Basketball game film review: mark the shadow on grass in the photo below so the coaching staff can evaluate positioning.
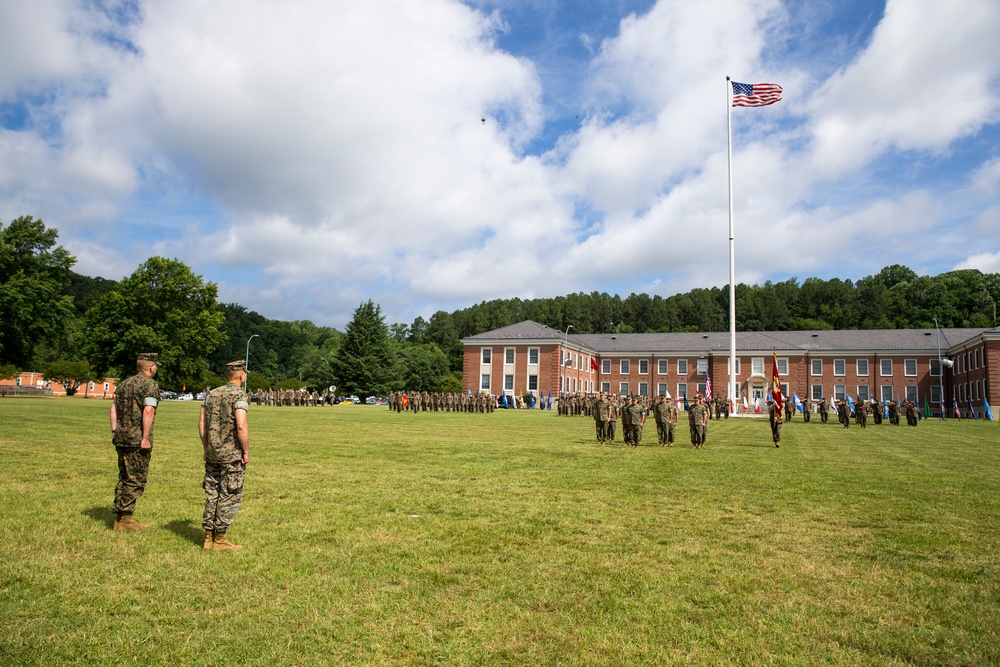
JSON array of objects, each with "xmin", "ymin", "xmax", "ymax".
[
  {"xmin": 82, "ymin": 506, "xmax": 114, "ymax": 529},
  {"xmin": 164, "ymin": 518, "xmax": 204, "ymax": 547}
]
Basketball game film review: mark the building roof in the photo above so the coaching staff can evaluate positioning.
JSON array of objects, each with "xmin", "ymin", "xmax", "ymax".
[{"xmin": 461, "ymin": 320, "xmax": 998, "ymax": 355}]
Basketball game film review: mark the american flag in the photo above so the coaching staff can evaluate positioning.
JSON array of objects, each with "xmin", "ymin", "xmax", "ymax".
[{"xmin": 732, "ymin": 81, "xmax": 782, "ymax": 108}]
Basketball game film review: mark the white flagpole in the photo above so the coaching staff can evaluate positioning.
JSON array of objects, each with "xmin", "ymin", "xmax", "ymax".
[{"xmin": 726, "ymin": 76, "xmax": 737, "ymax": 411}]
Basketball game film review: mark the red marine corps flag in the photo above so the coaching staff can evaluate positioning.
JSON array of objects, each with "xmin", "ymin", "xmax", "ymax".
[{"xmin": 770, "ymin": 352, "xmax": 784, "ymax": 419}]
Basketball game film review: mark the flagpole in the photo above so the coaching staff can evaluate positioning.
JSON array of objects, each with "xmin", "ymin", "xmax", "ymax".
[{"xmin": 726, "ymin": 76, "xmax": 737, "ymax": 412}]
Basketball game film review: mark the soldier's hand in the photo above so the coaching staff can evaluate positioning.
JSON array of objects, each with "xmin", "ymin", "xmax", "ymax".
[
  {"xmin": 242, "ymin": 451, "xmax": 250, "ymax": 465},
  {"xmin": 140, "ymin": 438, "xmax": 152, "ymax": 450}
]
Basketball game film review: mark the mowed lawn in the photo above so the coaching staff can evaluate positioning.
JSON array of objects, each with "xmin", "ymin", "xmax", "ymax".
[{"xmin": 1, "ymin": 398, "xmax": 998, "ymax": 666}]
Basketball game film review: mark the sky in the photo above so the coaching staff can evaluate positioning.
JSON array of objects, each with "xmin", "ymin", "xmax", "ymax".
[{"xmin": 1, "ymin": 0, "xmax": 999, "ymax": 329}]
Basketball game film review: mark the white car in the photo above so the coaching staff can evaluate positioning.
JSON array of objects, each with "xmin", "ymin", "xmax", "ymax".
[{"xmin": 177, "ymin": 393, "xmax": 195, "ymax": 401}]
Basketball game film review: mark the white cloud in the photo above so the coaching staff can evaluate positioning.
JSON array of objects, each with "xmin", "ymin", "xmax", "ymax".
[{"xmin": 807, "ymin": 0, "xmax": 1000, "ymax": 176}]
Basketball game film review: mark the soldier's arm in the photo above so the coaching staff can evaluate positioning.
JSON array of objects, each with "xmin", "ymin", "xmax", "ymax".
[
  {"xmin": 235, "ymin": 408, "xmax": 249, "ymax": 464},
  {"xmin": 198, "ymin": 406, "xmax": 210, "ymax": 455},
  {"xmin": 140, "ymin": 405, "xmax": 155, "ymax": 450},
  {"xmin": 110, "ymin": 402, "xmax": 117, "ymax": 433}
]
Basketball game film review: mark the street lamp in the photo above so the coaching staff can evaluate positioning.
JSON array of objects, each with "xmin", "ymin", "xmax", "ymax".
[
  {"xmin": 245, "ymin": 334, "xmax": 260, "ymax": 391},
  {"xmin": 933, "ymin": 318, "xmax": 954, "ymax": 420}
]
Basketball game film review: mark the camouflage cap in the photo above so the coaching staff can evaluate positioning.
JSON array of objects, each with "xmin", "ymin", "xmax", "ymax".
[
  {"xmin": 137, "ymin": 352, "xmax": 159, "ymax": 362},
  {"xmin": 226, "ymin": 359, "xmax": 247, "ymax": 372}
]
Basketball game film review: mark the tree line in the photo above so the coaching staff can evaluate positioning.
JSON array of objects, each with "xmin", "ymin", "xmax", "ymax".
[{"xmin": 2, "ymin": 215, "xmax": 998, "ymax": 397}]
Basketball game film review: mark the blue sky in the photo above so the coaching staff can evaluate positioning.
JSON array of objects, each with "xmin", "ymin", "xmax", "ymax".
[{"xmin": 1, "ymin": 0, "xmax": 998, "ymax": 329}]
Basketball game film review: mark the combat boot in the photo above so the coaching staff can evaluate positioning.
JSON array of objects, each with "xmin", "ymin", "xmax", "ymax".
[
  {"xmin": 112, "ymin": 512, "xmax": 122, "ymax": 530},
  {"xmin": 212, "ymin": 532, "xmax": 243, "ymax": 552},
  {"xmin": 203, "ymin": 530, "xmax": 215, "ymax": 550},
  {"xmin": 114, "ymin": 512, "xmax": 148, "ymax": 531}
]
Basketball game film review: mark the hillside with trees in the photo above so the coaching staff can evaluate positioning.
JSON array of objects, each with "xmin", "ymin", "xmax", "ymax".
[{"xmin": 2, "ymin": 215, "xmax": 998, "ymax": 394}]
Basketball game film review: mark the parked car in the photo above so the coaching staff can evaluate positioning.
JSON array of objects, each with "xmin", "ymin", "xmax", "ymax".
[
  {"xmin": 177, "ymin": 392, "xmax": 195, "ymax": 401},
  {"xmin": 365, "ymin": 396, "xmax": 387, "ymax": 405},
  {"xmin": 348, "ymin": 395, "xmax": 361, "ymax": 404},
  {"xmin": 160, "ymin": 390, "xmax": 177, "ymax": 400}
]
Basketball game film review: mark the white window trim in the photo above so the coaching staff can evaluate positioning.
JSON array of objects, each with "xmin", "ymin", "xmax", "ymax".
[
  {"xmin": 811, "ymin": 359, "xmax": 823, "ymax": 376},
  {"xmin": 834, "ymin": 359, "xmax": 846, "ymax": 377},
  {"xmin": 856, "ymin": 359, "xmax": 869, "ymax": 377}
]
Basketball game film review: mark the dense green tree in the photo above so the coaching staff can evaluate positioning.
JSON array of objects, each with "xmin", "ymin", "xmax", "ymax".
[
  {"xmin": 0, "ymin": 363, "xmax": 20, "ymax": 380},
  {"xmin": 43, "ymin": 360, "xmax": 91, "ymax": 396},
  {"xmin": 331, "ymin": 300, "xmax": 396, "ymax": 402},
  {"xmin": 0, "ymin": 216, "xmax": 76, "ymax": 366},
  {"xmin": 437, "ymin": 375, "xmax": 463, "ymax": 393},
  {"xmin": 398, "ymin": 343, "xmax": 450, "ymax": 392},
  {"xmin": 83, "ymin": 257, "xmax": 226, "ymax": 389}
]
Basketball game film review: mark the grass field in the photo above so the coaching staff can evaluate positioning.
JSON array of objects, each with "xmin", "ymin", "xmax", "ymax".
[{"xmin": 1, "ymin": 398, "xmax": 998, "ymax": 666}]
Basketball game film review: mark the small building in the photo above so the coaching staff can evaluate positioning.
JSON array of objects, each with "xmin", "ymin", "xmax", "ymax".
[
  {"xmin": 461, "ymin": 321, "xmax": 1000, "ymax": 417},
  {"xmin": 0, "ymin": 372, "xmax": 117, "ymax": 398}
]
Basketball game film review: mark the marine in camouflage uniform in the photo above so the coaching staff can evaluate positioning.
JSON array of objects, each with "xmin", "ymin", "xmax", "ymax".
[
  {"xmin": 768, "ymin": 400, "xmax": 781, "ymax": 447},
  {"xmin": 110, "ymin": 352, "xmax": 160, "ymax": 531},
  {"xmin": 199, "ymin": 360, "xmax": 250, "ymax": 551},
  {"xmin": 688, "ymin": 395, "xmax": 710, "ymax": 448}
]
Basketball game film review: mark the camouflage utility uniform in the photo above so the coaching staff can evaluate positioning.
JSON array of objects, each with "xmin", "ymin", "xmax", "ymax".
[
  {"xmin": 202, "ymin": 382, "xmax": 249, "ymax": 534},
  {"xmin": 112, "ymin": 371, "xmax": 159, "ymax": 516}
]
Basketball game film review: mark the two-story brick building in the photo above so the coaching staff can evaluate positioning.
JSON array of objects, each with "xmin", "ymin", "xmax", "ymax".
[{"xmin": 461, "ymin": 321, "xmax": 1000, "ymax": 417}]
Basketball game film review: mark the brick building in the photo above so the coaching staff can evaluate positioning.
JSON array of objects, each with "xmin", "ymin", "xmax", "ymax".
[
  {"xmin": 461, "ymin": 321, "xmax": 1000, "ymax": 418},
  {"xmin": 0, "ymin": 372, "xmax": 117, "ymax": 398}
]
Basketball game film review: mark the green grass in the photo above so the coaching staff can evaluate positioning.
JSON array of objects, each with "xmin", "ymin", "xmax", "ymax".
[{"xmin": 1, "ymin": 398, "xmax": 998, "ymax": 666}]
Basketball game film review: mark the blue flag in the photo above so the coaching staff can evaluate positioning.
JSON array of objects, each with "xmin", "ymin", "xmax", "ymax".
[
  {"xmin": 847, "ymin": 395, "xmax": 855, "ymax": 417},
  {"xmin": 547, "ymin": 390, "xmax": 552, "ymax": 410},
  {"xmin": 683, "ymin": 395, "xmax": 690, "ymax": 411},
  {"xmin": 968, "ymin": 398, "xmax": 978, "ymax": 420},
  {"xmin": 985, "ymin": 399, "xmax": 994, "ymax": 421},
  {"xmin": 530, "ymin": 393, "xmax": 536, "ymax": 408},
  {"xmin": 501, "ymin": 392, "xmax": 509, "ymax": 409},
  {"xmin": 793, "ymin": 393, "xmax": 802, "ymax": 409}
]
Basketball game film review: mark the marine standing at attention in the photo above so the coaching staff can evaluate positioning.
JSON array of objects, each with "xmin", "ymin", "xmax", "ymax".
[
  {"xmin": 199, "ymin": 360, "xmax": 251, "ymax": 552},
  {"xmin": 110, "ymin": 352, "xmax": 160, "ymax": 531}
]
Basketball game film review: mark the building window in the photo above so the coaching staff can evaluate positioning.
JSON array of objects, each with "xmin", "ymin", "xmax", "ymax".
[
  {"xmin": 811, "ymin": 359, "xmax": 823, "ymax": 376},
  {"xmin": 620, "ymin": 360, "xmax": 630, "ymax": 374},
  {"xmin": 657, "ymin": 383, "xmax": 668, "ymax": 397},
  {"xmin": 480, "ymin": 374, "xmax": 490, "ymax": 391},
  {"xmin": 751, "ymin": 358, "xmax": 764, "ymax": 375},
  {"xmin": 638, "ymin": 382, "xmax": 648, "ymax": 397},
  {"xmin": 601, "ymin": 382, "xmax": 610, "ymax": 393},
  {"xmin": 481, "ymin": 348, "xmax": 491, "ymax": 364},
  {"xmin": 834, "ymin": 384, "xmax": 846, "ymax": 400},
  {"xmin": 780, "ymin": 383, "xmax": 789, "ymax": 398},
  {"xmin": 811, "ymin": 384, "xmax": 824, "ymax": 401},
  {"xmin": 602, "ymin": 359, "xmax": 611, "ymax": 374},
  {"xmin": 619, "ymin": 382, "xmax": 630, "ymax": 395},
  {"xmin": 528, "ymin": 375, "xmax": 538, "ymax": 391},
  {"xmin": 504, "ymin": 374, "xmax": 514, "ymax": 391},
  {"xmin": 857, "ymin": 385, "xmax": 870, "ymax": 401},
  {"xmin": 834, "ymin": 359, "xmax": 846, "ymax": 376},
  {"xmin": 528, "ymin": 348, "xmax": 539, "ymax": 365},
  {"xmin": 638, "ymin": 359, "xmax": 649, "ymax": 375},
  {"xmin": 697, "ymin": 382, "xmax": 707, "ymax": 395},
  {"xmin": 904, "ymin": 359, "xmax": 917, "ymax": 376},
  {"xmin": 856, "ymin": 359, "xmax": 868, "ymax": 376},
  {"xmin": 658, "ymin": 359, "xmax": 669, "ymax": 375},
  {"xmin": 727, "ymin": 357, "xmax": 741, "ymax": 374},
  {"xmin": 697, "ymin": 359, "xmax": 708, "ymax": 375},
  {"xmin": 906, "ymin": 385, "xmax": 918, "ymax": 403},
  {"xmin": 504, "ymin": 348, "xmax": 514, "ymax": 365},
  {"xmin": 880, "ymin": 359, "xmax": 892, "ymax": 376},
  {"xmin": 776, "ymin": 358, "xmax": 788, "ymax": 376},
  {"xmin": 929, "ymin": 384, "xmax": 940, "ymax": 404},
  {"xmin": 677, "ymin": 359, "xmax": 689, "ymax": 375},
  {"xmin": 677, "ymin": 382, "xmax": 688, "ymax": 399},
  {"xmin": 881, "ymin": 385, "xmax": 894, "ymax": 402},
  {"xmin": 930, "ymin": 359, "xmax": 941, "ymax": 377}
]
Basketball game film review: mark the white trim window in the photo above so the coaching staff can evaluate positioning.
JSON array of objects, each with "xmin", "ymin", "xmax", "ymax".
[
  {"xmin": 880, "ymin": 359, "xmax": 892, "ymax": 376},
  {"xmin": 677, "ymin": 359, "xmax": 689, "ymax": 376},
  {"xmin": 601, "ymin": 382, "xmax": 610, "ymax": 393},
  {"xmin": 696, "ymin": 359, "xmax": 708, "ymax": 375},
  {"xmin": 904, "ymin": 359, "xmax": 917, "ymax": 377},
  {"xmin": 528, "ymin": 348, "xmax": 539, "ymax": 365},
  {"xmin": 834, "ymin": 359, "xmax": 846, "ymax": 376},
  {"xmin": 620, "ymin": 360, "xmax": 630, "ymax": 374},
  {"xmin": 811, "ymin": 384, "xmax": 823, "ymax": 400},
  {"xmin": 657, "ymin": 383, "xmax": 668, "ymax": 397},
  {"xmin": 480, "ymin": 374, "xmax": 490, "ymax": 391},
  {"xmin": 727, "ymin": 358, "xmax": 741, "ymax": 375},
  {"xmin": 856, "ymin": 359, "xmax": 868, "ymax": 376},
  {"xmin": 481, "ymin": 348, "xmax": 491, "ymax": 365},
  {"xmin": 906, "ymin": 385, "xmax": 918, "ymax": 403},
  {"xmin": 777, "ymin": 358, "xmax": 788, "ymax": 376},
  {"xmin": 638, "ymin": 382, "xmax": 648, "ymax": 397},
  {"xmin": 658, "ymin": 359, "xmax": 669, "ymax": 375},
  {"xmin": 857, "ymin": 385, "xmax": 870, "ymax": 401},
  {"xmin": 677, "ymin": 382, "xmax": 688, "ymax": 399},
  {"xmin": 811, "ymin": 359, "xmax": 823, "ymax": 376},
  {"xmin": 751, "ymin": 357, "xmax": 764, "ymax": 375},
  {"xmin": 619, "ymin": 381, "xmax": 630, "ymax": 395},
  {"xmin": 602, "ymin": 359, "xmax": 611, "ymax": 374},
  {"xmin": 504, "ymin": 348, "xmax": 515, "ymax": 365},
  {"xmin": 504, "ymin": 374, "xmax": 514, "ymax": 391},
  {"xmin": 638, "ymin": 359, "xmax": 649, "ymax": 375},
  {"xmin": 834, "ymin": 384, "xmax": 846, "ymax": 400},
  {"xmin": 880, "ymin": 385, "xmax": 894, "ymax": 402}
]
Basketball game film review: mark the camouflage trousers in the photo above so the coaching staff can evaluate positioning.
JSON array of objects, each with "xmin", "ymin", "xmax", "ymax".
[
  {"xmin": 114, "ymin": 447, "xmax": 151, "ymax": 514},
  {"xmin": 203, "ymin": 461, "xmax": 245, "ymax": 532}
]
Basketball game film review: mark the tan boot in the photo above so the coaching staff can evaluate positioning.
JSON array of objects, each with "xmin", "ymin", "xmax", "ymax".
[
  {"xmin": 203, "ymin": 530, "xmax": 215, "ymax": 550},
  {"xmin": 112, "ymin": 512, "xmax": 122, "ymax": 530},
  {"xmin": 212, "ymin": 532, "xmax": 243, "ymax": 551},
  {"xmin": 114, "ymin": 512, "xmax": 149, "ymax": 531}
]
